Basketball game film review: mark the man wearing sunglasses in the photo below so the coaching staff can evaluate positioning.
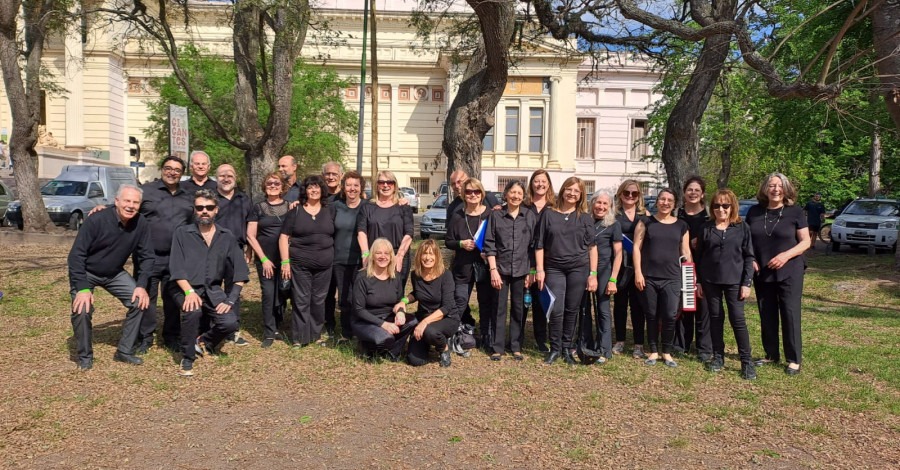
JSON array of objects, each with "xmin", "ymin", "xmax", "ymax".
[{"xmin": 169, "ymin": 189, "xmax": 249, "ymax": 376}]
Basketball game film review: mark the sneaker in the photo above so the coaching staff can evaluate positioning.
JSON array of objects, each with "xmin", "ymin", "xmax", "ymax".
[
  {"xmin": 632, "ymin": 345, "xmax": 646, "ymax": 359},
  {"xmin": 113, "ymin": 351, "xmax": 144, "ymax": 365},
  {"xmin": 77, "ymin": 359, "xmax": 93, "ymax": 370},
  {"xmin": 439, "ymin": 349, "xmax": 452, "ymax": 367},
  {"xmin": 233, "ymin": 332, "xmax": 249, "ymax": 346},
  {"xmin": 179, "ymin": 358, "xmax": 194, "ymax": 377},
  {"xmin": 261, "ymin": 338, "xmax": 275, "ymax": 349},
  {"xmin": 707, "ymin": 355, "xmax": 724, "ymax": 373},
  {"xmin": 595, "ymin": 356, "xmax": 608, "ymax": 366},
  {"xmin": 741, "ymin": 362, "xmax": 757, "ymax": 380},
  {"xmin": 612, "ymin": 342, "xmax": 625, "ymax": 355}
]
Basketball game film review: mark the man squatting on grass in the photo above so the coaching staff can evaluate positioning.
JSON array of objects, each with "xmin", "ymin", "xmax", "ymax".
[{"xmin": 68, "ymin": 184, "xmax": 154, "ymax": 370}]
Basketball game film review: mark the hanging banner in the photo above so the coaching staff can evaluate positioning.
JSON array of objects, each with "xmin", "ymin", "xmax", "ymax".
[{"xmin": 168, "ymin": 105, "xmax": 189, "ymax": 160}]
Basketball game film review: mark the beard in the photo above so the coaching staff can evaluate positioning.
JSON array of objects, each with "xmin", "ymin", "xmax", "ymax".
[{"xmin": 196, "ymin": 214, "xmax": 215, "ymax": 226}]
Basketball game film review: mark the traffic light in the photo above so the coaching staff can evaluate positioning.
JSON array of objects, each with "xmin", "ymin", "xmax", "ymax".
[{"xmin": 129, "ymin": 136, "xmax": 141, "ymax": 160}]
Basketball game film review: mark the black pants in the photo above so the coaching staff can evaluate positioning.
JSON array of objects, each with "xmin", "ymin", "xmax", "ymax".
[
  {"xmin": 255, "ymin": 260, "xmax": 286, "ymax": 340},
  {"xmin": 493, "ymin": 274, "xmax": 526, "ymax": 354},
  {"xmin": 525, "ymin": 283, "xmax": 548, "ymax": 347},
  {"xmin": 353, "ymin": 315, "xmax": 419, "ymax": 358},
  {"xmin": 675, "ymin": 297, "xmax": 712, "ymax": 358},
  {"xmin": 179, "ymin": 293, "xmax": 239, "ymax": 361},
  {"xmin": 544, "ymin": 264, "xmax": 589, "ymax": 352},
  {"xmin": 332, "ymin": 263, "xmax": 360, "ymax": 339},
  {"xmin": 703, "ymin": 282, "xmax": 753, "ymax": 363},
  {"xmin": 70, "ymin": 271, "xmax": 145, "ymax": 363},
  {"xmin": 324, "ymin": 270, "xmax": 338, "ymax": 334},
  {"xmin": 289, "ymin": 264, "xmax": 333, "ymax": 345},
  {"xmin": 642, "ymin": 277, "xmax": 680, "ymax": 354},
  {"xmin": 136, "ymin": 256, "xmax": 182, "ymax": 348},
  {"xmin": 407, "ymin": 316, "xmax": 459, "ymax": 366},
  {"xmin": 454, "ymin": 277, "xmax": 498, "ymax": 343},
  {"xmin": 581, "ymin": 289, "xmax": 613, "ymax": 358},
  {"xmin": 755, "ymin": 276, "xmax": 803, "ymax": 364},
  {"xmin": 613, "ymin": 268, "xmax": 645, "ymax": 345}
]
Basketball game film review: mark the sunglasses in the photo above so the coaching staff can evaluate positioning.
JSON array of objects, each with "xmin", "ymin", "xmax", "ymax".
[
  {"xmin": 621, "ymin": 190, "xmax": 641, "ymax": 198},
  {"xmin": 195, "ymin": 204, "xmax": 217, "ymax": 212},
  {"xmin": 465, "ymin": 189, "xmax": 482, "ymax": 196},
  {"xmin": 265, "ymin": 181, "xmax": 282, "ymax": 187},
  {"xmin": 712, "ymin": 203, "xmax": 732, "ymax": 210},
  {"xmin": 377, "ymin": 180, "xmax": 395, "ymax": 186}
]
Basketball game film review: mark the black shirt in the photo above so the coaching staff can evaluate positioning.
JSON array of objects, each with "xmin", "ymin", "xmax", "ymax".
[
  {"xmin": 696, "ymin": 221, "xmax": 755, "ymax": 287},
  {"xmin": 285, "ymin": 181, "xmax": 302, "ymax": 203},
  {"xmin": 445, "ymin": 207, "xmax": 490, "ymax": 283},
  {"xmin": 353, "ymin": 274, "xmax": 403, "ymax": 325},
  {"xmin": 483, "ymin": 207, "xmax": 536, "ymax": 278},
  {"xmin": 180, "ymin": 177, "xmax": 217, "ymax": 196},
  {"xmin": 410, "ymin": 271, "xmax": 458, "ymax": 321},
  {"xmin": 639, "ymin": 216, "xmax": 688, "ymax": 280},
  {"xmin": 446, "ymin": 192, "xmax": 502, "ymax": 230},
  {"xmin": 216, "ymin": 191, "xmax": 253, "ymax": 247},
  {"xmin": 281, "ymin": 204, "xmax": 336, "ymax": 270},
  {"xmin": 804, "ymin": 201, "xmax": 826, "ymax": 226},
  {"xmin": 593, "ymin": 219, "xmax": 623, "ymax": 274},
  {"xmin": 678, "ymin": 208, "xmax": 709, "ymax": 246},
  {"xmin": 248, "ymin": 200, "xmax": 289, "ymax": 261},
  {"xmin": 68, "ymin": 208, "xmax": 155, "ymax": 291},
  {"xmin": 169, "ymin": 224, "xmax": 250, "ymax": 305},
  {"xmin": 356, "ymin": 202, "xmax": 413, "ymax": 250},
  {"xmin": 533, "ymin": 210, "xmax": 595, "ymax": 268},
  {"xmin": 139, "ymin": 180, "xmax": 194, "ymax": 255},
  {"xmin": 333, "ymin": 199, "xmax": 366, "ymax": 265},
  {"xmin": 745, "ymin": 204, "xmax": 808, "ymax": 282}
]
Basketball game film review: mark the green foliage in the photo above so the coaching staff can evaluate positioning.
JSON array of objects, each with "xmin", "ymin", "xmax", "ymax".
[{"xmin": 145, "ymin": 45, "xmax": 357, "ymax": 181}]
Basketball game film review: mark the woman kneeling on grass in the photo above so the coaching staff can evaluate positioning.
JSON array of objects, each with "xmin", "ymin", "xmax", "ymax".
[
  {"xmin": 352, "ymin": 238, "xmax": 418, "ymax": 361},
  {"xmin": 404, "ymin": 239, "xmax": 460, "ymax": 367}
]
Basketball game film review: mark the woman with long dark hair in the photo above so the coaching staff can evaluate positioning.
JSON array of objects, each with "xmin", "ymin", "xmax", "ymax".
[
  {"xmin": 612, "ymin": 179, "xmax": 649, "ymax": 359},
  {"xmin": 405, "ymin": 239, "xmax": 459, "ymax": 367},
  {"xmin": 534, "ymin": 177, "xmax": 598, "ymax": 365},
  {"xmin": 695, "ymin": 189, "xmax": 756, "ymax": 379},
  {"xmin": 523, "ymin": 169, "xmax": 555, "ymax": 352},
  {"xmin": 331, "ymin": 171, "xmax": 367, "ymax": 341},
  {"xmin": 246, "ymin": 172, "xmax": 290, "ymax": 348},
  {"xmin": 745, "ymin": 173, "xmax": 810, "ymax": 376},
  {"xmin": 676, "ymin": 176, "xmax": 712, "ymax": 362},
  {"xmin": 633, "ymin": 188, "xmax": 691, "ymax": 368},
  {"xmin": 279, "ymin": 175, "xmax": 335, "ymax": 347},
  {"xmin": 484, "ymin": 180, "xmax": 536, "ymax": 361},
  {"xmin": 356, "ymin": 170, "xmax": 414, "ymax": 288}
]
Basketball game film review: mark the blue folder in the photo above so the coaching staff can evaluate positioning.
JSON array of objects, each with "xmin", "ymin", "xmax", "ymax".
[
  {"xmin": 621, "ymin": 234, "xmax": 634, "ymax": 254},
  {"xmin": 540, "ymin": 284, "xmax": 556, "ymax": 315},
  {"xmin": 474, "ymin": 219, "xmax": 487, "ymax": 251}
]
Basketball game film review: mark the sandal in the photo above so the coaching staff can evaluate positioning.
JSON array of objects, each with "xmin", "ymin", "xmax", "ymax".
[
  {"xmin": 512, "ymin": 352, "xmax": 524, "ymax": 361},
  {"xmin": 490, "ymin": 353, "xmax": 502, "ymax": 361}
]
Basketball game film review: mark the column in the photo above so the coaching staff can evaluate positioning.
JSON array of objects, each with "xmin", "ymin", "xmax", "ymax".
[
  {"xmin": 64, "ymin": 7, "xmax": 85, "ymax": 148},
  {"xmin": 546, "ymin": 76, "xmax": 561, "ymax": 169}
]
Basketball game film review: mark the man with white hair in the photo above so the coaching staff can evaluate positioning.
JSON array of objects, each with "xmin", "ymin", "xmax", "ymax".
[
  {"xmin": 182, "ymin": 150, "xmax": 217, "ymax": 194},
  {"xmin": 322, "ymin": 161, "xmax": 343, "ymax": 203}
]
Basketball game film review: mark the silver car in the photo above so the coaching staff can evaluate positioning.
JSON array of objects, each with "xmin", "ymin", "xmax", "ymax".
[
  {"xmin": 399, "ymin": 186, "xmax": 419, "ymax": 214},
  {"xmin": 830, "ymin": 198, "xmax": 898, "ymax": 252},
  {"xmin": 0, "ymin": 179, "xmax": 12, "ymax": 226},
  {"xmin": 420, "ymin": 194, "xmax": 449, "ymax": 239}
]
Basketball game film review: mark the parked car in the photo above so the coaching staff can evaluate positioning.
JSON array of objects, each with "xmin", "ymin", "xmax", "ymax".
[
  {"xmin": 644, "ymin": 195, "xmax": 657, "ymax": 214},
  {"xmin": 0, "ymin": 179, "xmax": 13, "ymax": 226},
  {"xmin": 830, "ymin": 198, "xmax": 898, "ymax": 252},
  {"xmin": 738, "ymin": 199, "xmax": 757, "ymax": 217},
  {"xmin": 399, "ymin": 186, "xmax": 419, "ymax": 214},
  {"xmin": 5, "ymin": 165, "xmax": 136, "ymax": 231},
  {"xmin": 434, "ymin": 181, "xmax": 448, "ymax": 198},
  {"xmin": 420, "ymin": 194, "xmax": 449, "ymax": 239}
]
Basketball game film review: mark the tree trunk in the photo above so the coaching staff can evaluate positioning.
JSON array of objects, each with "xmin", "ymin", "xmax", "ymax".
[
  {"xmin": 872, "ymin": 0, "xmax": 900, "ymax": 132},
  {"xmin": 0, "ymin": 0, "xmax": 60, "ymax": 232},
  {"xmin": 869, "ymin": 125, "xmax": 881, "ymax": 197},
  {"xmin": 370, "ymin": 1, "xmax": 379, "ymax": 178},
  {"xmin": 442, "ymin": 0, "xmax": 516, "ymax": 180}
]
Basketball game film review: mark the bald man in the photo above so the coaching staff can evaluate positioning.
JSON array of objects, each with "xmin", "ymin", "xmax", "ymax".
[{"xmin": 280, "ymin": 155, "xmax": 302, "ymax": 203}]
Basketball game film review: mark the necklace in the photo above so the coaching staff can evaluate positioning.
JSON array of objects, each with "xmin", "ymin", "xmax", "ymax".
[
  {"xmin": 764, "ymin": 206, "xmax": 783, "ymax": 237},
  {"xmin": 594, "ymin": 221, "xmax": 610, "ymax": 237},
  {"xmin": 562, "ymin": 209, "xmax": 575, "ymax": 221}
]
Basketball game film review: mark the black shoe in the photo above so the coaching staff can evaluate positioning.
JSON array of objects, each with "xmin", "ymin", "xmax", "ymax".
[
  {"xmin": 741, "ymin": 363, "xmax": 757, "ymax": 380},
  {"xmin": 754, "ymin": 357, "xmax": 778, "ymax": 366},
  {"xmin": 536, "ymin": 342, "xmax": 550, "ymax": 353},
  {"xmin": 698, "ymin": 353, "xmax": 713, "ymax": 363},
  {"xmin": 562, "ymin": 349, "xmax": 577, "ymax": 365},
  {"xmin": 113, "ymin": 351, "xmax": 144, "ymax": 365},
  {"xmin": 77, "ymin": 359, "xmax": 93, "ymax": 370},
  {"xmin": 134, "ymin": 341, "xmax": 152, "ymax": 355},
  {"xmin": 179, "ymin": 358, "xmax": 194, "ymax": 377},
  {"xmin": 439, "ymin": 350, "xmax": 452, "ymax": 368},
  {"xmin": 261, "ymin": 338, "xmax": 275, "ymax": 349},
  {"xmin": 544, "ymin": 351, "xmax": 560, "ymax": 364},
  {"xmin": 785, "ymin": 364, "xmax": 801, "ymax": 376},
  {"xmin": 386, "ymin": 351, "xmax": 403, "ymax": 363},
  {"xmin": 707, "ymin": 355, "xmax": 724, "ymax": 373},
  {"xmin": 490, "ymin": 353, "xmax": 502, "ymax": 362}
]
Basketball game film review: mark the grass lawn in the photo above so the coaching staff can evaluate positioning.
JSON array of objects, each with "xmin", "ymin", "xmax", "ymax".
[{"xmin": 0, "ymin": 244, "xmax": 898, "ymax": 467}]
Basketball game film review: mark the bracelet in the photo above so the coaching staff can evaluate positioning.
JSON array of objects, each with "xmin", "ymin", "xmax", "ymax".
[
  {"xmin": 260, "ymin": 256, "xmax": 270, "ymax": 263},
  {"xmin": 184, "ymin": 289, "xmax": 195, "ymax": 296},
  {"xmin": 401, "ymin": 296, "xmax": 409, "ymax": 305},
  {"xmin": 608, "ymin": 277, "xmax": 617, "ymax": 283},
  {"xmin": 490, "ymin": 267, "xmax": 497, "ymax": 271},
  {"xmin": 281, "ymin": 260, "xmax": 290, "ymax": 265},
  {"xmin": 78, "ymin": 288, "xmax": 91, "ymax": 294},
  {"xmin": 362, "ymin": 251, "xmax": 370, "ymax": 258},
  {"xmin": 590, "ymin": 270, "xmax": 598, "ymax": 276}
]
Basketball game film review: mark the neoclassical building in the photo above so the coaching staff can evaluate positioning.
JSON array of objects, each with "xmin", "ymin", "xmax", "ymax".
[{"xmin": 0, "ymin": 0, "xmax": 663, "ymax": 201}]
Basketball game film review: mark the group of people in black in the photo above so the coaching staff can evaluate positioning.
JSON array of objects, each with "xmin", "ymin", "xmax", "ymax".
[{"xmin": 68, "ymin": 155, "xmax": 810, "ymax": 378}]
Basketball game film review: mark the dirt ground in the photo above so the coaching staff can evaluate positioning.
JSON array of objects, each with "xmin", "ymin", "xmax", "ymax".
[{"xmin": 0, "ymin": 242, "xmax": 898, "ymax": 468}]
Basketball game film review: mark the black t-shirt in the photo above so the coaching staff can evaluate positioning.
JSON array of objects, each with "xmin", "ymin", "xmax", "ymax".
[
  {"xmin": 445, "ymin": 207, "xmax": 490, "ymax": 283},
  {"xmin": 639, "ymin": 216, "xmax": 688, "ymax": 280},
  {"xmin": 745, "ymin": 204, "xmax": 808, "ymax": 282},
  {"xmin": 353, "ymin": 274, "xmax": 403, "ymax": 325},
  {"xmin": 804, "ymin": 201, "xmax": 826, "ymax": 227},
  {"xmin": 248, "ymin": 200, "xmax": 289, "ymax": 261},
  {"xmin": 410, "ymin": 270, "xmax": 458, "ymax": 321},
  {"xmin": 533, "ymin": 210, "xmax": 595, "ymax": 268},
  {"xmin": 333, "ymin": 199, "xmax": 366, "ymax": 265},
  {"xmin": 678, "ymin": 208, "xmax": 709, "ymax": 245},
  {"xmin": 593, "ymin": 219, "xmax": 623, "ymax": 274},
  {"xmin": 356, "ymin": 202, "xmax": 414, "ymax": 250},
  {"xmin": 281, "ymin": 204, "xmax": 336, "ymax": 270}
]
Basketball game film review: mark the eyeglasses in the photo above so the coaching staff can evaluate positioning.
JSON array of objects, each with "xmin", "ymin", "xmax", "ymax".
[
  {"xmin": 712, "ymin": 203, "xmax": 732, "ymax": 210},
  {"xmin": 323, "ymin": 172, "xmax": 340, "ymax": 177},
  {"xmin": 464, "ymin": 189, "xmax": 482, "ymax": 196},
  {"xmin": 265, "ymin": 181, "xmax": 282, "ymax": 187},
  {"xmin": 377, "ymin": 180, "xmax": 395, "ymax": 186},
  {"xmin": 195, "ymin": 205, "xmax": 217, "ymax": 212},
  {"xmin": 162, "ymin": 166, "xmax": 184, "ymax": 174},
  {"xmin": 622, "ymin": 190, "xmax": 641, "ymax": 198}
]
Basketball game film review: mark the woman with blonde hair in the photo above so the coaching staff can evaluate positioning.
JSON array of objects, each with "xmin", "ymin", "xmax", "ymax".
[
  {"xmin": 351, "ymin": 238, "xmax": 417, "ymax": 361},
  {"xmin": 404, "ymin": 239, "xmax": 459, "ymax": 367},
  {"xmin": 612, "ymin": 179, "xmax": 649, "ymax": 358},
  {"xmin": 357, "ymin": 170, "xmax": 414, "ymax": 287},
  {"xmin": 534, "ymin": 177, "xmax": 598, "ymax": 364}
]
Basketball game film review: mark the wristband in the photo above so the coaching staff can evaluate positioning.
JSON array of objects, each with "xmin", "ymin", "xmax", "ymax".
[
  {"xmin": 185, "ymin": 289, "xmax": 195, "ymax": 296},
  {"xmin": 401, "ymin": 296, "xmax": 409, "ymax": 305},
  {"xmin": 362, "ymin": 251, "xmax": 370, "ymax": 258},
  {"xmin": 281, "ymin": 260, "xmax": 290, "ymax": 265},
  {"xmin": 608, "ymin": 277, "xmax": 617, "ymax": 283},
  {"xmin": 590, "ymin": 270, "xmax": 598, "ymax": 276},
  {"xmin": 260, "ymin": 256, "xmax": 270, "ymax": 263},
  {"xmin": 529, "ymin": 269, "xmax": 537, "ymax": 275},
  {"xmin": 78, "ymin": 288, "xmax": 91, "ymax": 294}
]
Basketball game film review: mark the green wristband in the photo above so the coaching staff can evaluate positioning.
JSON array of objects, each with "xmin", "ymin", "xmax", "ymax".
[
  {"xmin": 281, "ymin": 260, "xmax": 290, "ymax": 265},
  {"xmin": 362, "ymin": 251, "xmax": 370, "ymax": 258},
  {"xmin": 401, "ymin": 296, "xmax": 409, "ymax": 305},
  {"xmin": 529, "ymin": 269, "xmax": 537, "ymax": 275},
  {"xmin": 78, "ymin": 288, "xmax": 91, "ymax": 294},
  {"xmin": 590, "ymin": 270, "xmax": 598, "ymax": 276},
  {"xmin": 608, "ymin": 277, "xmax": 617, "ymax": 283},
  {"xmin": 260, "ymin": 256, "xmax": 270, "ymax": 263},
  {"xmin": 185, "ymin": 289, "xmax": 195, "ymax": 296}
]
